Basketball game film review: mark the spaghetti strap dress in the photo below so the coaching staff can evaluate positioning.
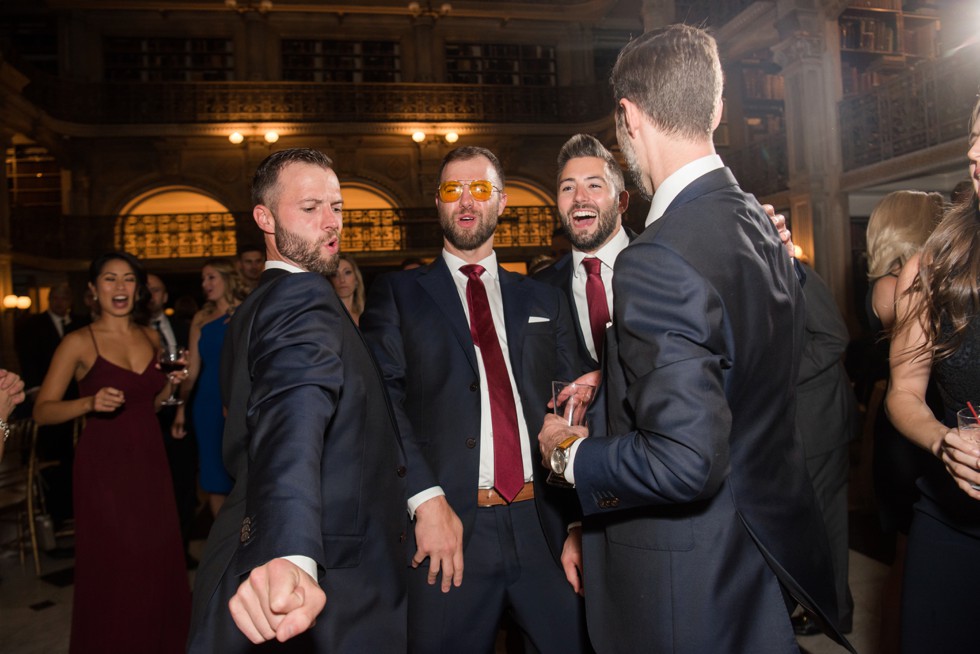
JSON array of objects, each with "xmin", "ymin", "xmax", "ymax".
[{"xmin": 70, "ymin": 326, "xmax": 190, "ymax": 654}]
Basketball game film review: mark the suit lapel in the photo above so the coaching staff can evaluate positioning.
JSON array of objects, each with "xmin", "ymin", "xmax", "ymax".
[
  {"xmin": 418, "ymin": 258, "xmax": 480, "ymax": 375},
  {"xmin": 499, "ymin": 267, "xmax": 528, "ymax": 395}
]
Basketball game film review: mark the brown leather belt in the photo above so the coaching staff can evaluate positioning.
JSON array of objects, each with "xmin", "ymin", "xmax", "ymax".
[{"xmin": 477, "ymin": 481, "xmax": 535, "ymax": 507}]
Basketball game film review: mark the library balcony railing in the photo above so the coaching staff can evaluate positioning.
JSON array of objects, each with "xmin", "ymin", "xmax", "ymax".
[
  {"xmin": 724, "ymin": 131, "xmax": 788, "ymax": 198},
  {"xmin": 10, "ymin": 206, "xmax": 558, "ymax": 263},
  {"xmin": 25, "ymin": 78, "xmax": 613, "ymax": 126},
  {"xmin": 839, "ymin": 42, "xmax": 978, "ymax": 172}
]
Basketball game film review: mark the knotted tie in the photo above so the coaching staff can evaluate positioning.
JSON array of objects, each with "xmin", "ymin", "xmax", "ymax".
[
  {"xmin": 582, "ymin": 257, "xmax": 611, "ymax": 360},
  {"xmin": 152, "ymin": 319, "xmax": 171, "ymax": 351},
  {"xmin": 460, "ymin": 264, "xmax": 524, "ymax": 503}
]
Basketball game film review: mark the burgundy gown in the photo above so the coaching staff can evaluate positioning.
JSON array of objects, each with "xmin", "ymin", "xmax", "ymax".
[{"xmin": 70, "ymin": 331, "xmax": 190, "ymax": 654}]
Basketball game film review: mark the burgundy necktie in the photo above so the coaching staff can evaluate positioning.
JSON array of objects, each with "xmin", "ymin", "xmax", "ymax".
[
  {"xmin": 460, "ymin": 264, "xmax": 524, "ymax": 503},
  {"xmin": 582, "ymin": 257, "xmax": 611, "ymax": 360}
]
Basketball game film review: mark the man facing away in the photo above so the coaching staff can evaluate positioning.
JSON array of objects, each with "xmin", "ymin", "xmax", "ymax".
[
  {"xmin": 538, "ymin": 25, "xmax": 852, "ymax": 654},
  {"xmin": 361, "ymin": 146, "xmax": 592, "ymax": 652},
  {"xmin": 187, "ymin": 148, "xmax": 410, "ymax": 652}
]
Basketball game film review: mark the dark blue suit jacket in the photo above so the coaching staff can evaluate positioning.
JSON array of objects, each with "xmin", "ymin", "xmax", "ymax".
[
  {"xmin": 187, "ymin": 268, "xmax": 409, "ymax": 653},
  {"xmin": 360, "ymin": 256, "xmax": 581, "ymax": 562},
  {"xmin": 533, "ymin": 227, "xmax": 637, "ymax": 370},
  {"xmin": 573, "ymin": 168, "xmax": 849, "ymax": 653}
]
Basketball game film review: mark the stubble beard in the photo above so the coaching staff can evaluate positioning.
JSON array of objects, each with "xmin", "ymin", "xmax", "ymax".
[
  {"xmin": 274, "ymin": 218, "xmax": 339, "ymax": 275},
  {"xmin": 561, "ymin": 202, "xmax": 619, "ymax": 253},
  {"xmin": 440, "ymin": 204, "xmax": 498, "ymax": 252},
  {"xmin": 617, "ymin": 118, "xmax": 653, "ymax": 202}
]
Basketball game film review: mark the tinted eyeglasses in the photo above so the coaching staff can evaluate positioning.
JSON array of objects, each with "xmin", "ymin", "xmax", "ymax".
[{"xmin": 437, "ymin": 179, "xmax": 502, "ymax": 203}]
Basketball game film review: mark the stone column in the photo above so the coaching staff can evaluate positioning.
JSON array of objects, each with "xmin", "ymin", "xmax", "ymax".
[{"xmin": 772, "ymin": 8, "xmax": 853, "ymax": 320}]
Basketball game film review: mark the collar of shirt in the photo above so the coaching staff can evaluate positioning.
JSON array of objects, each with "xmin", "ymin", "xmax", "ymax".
[
  {"xmin": 571, "ymin": 225, "xmax": 631, "ymax": 279},
  {"xmin": 645, "ymin": 154, "xmax": 724, "ymax": 227},
  {"xmin": 442, "ymin": 248, "xmax": 498, "ymax": 281},
  {"xmin": 265, "ymin": 260, "xmax": 306, "ymax": 274},
  {"xmin": 48, "ymin": 310, "xmax": 67, "ymax": 325}
]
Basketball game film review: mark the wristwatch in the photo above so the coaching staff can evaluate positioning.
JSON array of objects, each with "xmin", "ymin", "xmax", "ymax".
[{"xmin": 550, "ymin": 435, "xmax": 581, "ymax": 478}]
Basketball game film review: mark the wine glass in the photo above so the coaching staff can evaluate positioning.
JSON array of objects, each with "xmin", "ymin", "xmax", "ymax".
[
  {"xmin": 546, "ymin": 380, "xmax": 595, "ymax": 487},
  {"xmin": 159, "ymin": 346, "xmax": 188, "ymax": 406}
]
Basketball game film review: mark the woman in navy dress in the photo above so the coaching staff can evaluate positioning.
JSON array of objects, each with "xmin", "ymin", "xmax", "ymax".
[
  {"xmin": 34, "ymin": 252, "xmax": 190, "ymax": 653},
  {"xmin": 173, "ymin": 258, "xmax": 246, "ymax": 518}
]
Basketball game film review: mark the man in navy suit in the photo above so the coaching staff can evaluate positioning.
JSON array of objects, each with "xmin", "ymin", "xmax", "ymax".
[
  {"xmin": 538, "ymin": 25, "xmax": 852, "ymax": 653},
  {"xmin": 361, "ymin": 146, "xmax": 591, "ymax": 652},
  {"xmin": 534, "ymin": 133, "xmax": 634, "ymax": 370},
  {"xmin": 188, "ymin": 148, "xmax": 410, "ymax": 652}
]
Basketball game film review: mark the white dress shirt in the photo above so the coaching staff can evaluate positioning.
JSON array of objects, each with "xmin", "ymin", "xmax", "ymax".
[
  {"xmin": 570, "ymin": 226, "xmax": 631, "ymax": 361},
  {"xmin": 151, "ymin": 314, "xmax": 178, "ymax": 351},
  {"xmin": 442, "ymin": 249, "xmax": 535, "ymax": 490}
]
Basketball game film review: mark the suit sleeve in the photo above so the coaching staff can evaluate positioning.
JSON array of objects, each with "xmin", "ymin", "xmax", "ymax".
[
  {"xmin": 797, "ymin": 266, "xmax": 849, "ymax": 386},
  {"xmin": 573, "ymin": 243, "xmax": 731, "ymax": 514},
  {"xmin": 360, "ymin": 273, "xmax": 439, "ymax": 497},
  {"xmin": 236, "ymin": 274, "xmax": 340, "ymax": 574}
]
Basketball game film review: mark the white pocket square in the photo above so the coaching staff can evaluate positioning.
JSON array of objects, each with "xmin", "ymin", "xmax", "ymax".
[{"xmin": 528, "ymin": 316, "xmax": 549, "ymax": 323}]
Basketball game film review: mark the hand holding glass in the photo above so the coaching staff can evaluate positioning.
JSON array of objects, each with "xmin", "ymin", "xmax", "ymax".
[
  {"xmin": 547, "ymin": 381, "xmax": 595, "ymax": 487},
  {"xmin": 955, "ymin": 406, "xmax": 980, "ymax": 490},
  {"xmin": 159, "ymin": 347, "xmax": 188, "ymax": 406}
]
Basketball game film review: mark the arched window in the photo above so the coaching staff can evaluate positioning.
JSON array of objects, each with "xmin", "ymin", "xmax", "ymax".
[{"xmin": 116, "ymin": 188, "xmax": 237, "ymax": 259}]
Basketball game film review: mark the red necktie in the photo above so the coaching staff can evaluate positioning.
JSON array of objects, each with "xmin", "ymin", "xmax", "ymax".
[
  {"xmin": 460, "ymin": 264, "xmax": 524, "ymax": 503},
  {"xmin": 583, "ymin": 257, "xmax": 611, "ymax": 360}
]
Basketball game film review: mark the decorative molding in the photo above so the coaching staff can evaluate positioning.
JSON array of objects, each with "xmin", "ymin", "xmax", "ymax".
[{"xmin": 771, "ymin": 33, "xmax": 824, "ymax": 69}]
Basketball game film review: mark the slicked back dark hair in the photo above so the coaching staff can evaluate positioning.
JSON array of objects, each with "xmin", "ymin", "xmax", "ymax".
[
  {"xmin": 437, "ymin": 146, "xmax": 506, "ymax": 189},
  {"xmin": 556, "ymin": 134, "xmax": 625, "ymax": 196},
  {"xmin": 251, "ymin": 148, "xmax": 334, "ymax": 208},
  {"xmin": 611, "ymin": 24, "xmax": 723, "ymax": 141}
]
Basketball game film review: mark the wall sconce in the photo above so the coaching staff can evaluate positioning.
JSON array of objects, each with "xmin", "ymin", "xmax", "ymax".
[
  {"xmin": 3, "ymin": 295, "xmax": 32, "ymax": 310},
  {"xmin": 411, "ymin": 130, "xmax": 461, "ymax": 144},
  {"xmin": 408, "ymin": 2, "xmax": 452, "ymax": 18},
  {"xmin": 228, "ymin": 128, "xmax": 280, "ymax": 145},
  {"xmin": 226, "ymin": 0, "xmax": 273, "ymax": 13}
]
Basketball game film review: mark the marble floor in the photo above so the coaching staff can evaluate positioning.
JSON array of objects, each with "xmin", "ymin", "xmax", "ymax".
[{"xmin": 0, "ymin": 525, "xmax": 889, "ymax": 654}]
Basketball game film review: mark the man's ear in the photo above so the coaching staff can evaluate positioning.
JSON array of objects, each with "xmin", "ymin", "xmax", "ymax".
[
  {"xmin": 253, "ymin": 205, "xmax": 275, "ymax": 235},
  {"xmin": 617, "ymin": 189, "xmax": 630, "ymax": 215},
  {"xmin": 620, "ymin": 99, "xmax": 642, "ymax": 138},
  {"xmin": 711, "ymin": 98, "xmax": 724, "ymax": 131}
]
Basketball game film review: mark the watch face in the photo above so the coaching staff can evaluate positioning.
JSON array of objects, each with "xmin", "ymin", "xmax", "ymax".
[{"xmin": 550, "ymin": 447, "xmax": 568, "ymax": 475}]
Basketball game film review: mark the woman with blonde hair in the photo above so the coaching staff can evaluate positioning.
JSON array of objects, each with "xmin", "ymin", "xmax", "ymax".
[
  {"xmin": 173, "ymin": 258, "xmax": 246, "ymax": 516},
  {"xmin": 866, "ymin": 190, "xmax": 943, "ymax": 330},
  {"xmin": 329, "ymin": 253, "xmax": 366, "ymax": 325}
]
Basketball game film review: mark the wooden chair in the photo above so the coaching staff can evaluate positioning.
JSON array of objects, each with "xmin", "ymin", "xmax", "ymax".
[{"xmin": 0, "ymin": 418, "xmax": 42, "ymax": 574}]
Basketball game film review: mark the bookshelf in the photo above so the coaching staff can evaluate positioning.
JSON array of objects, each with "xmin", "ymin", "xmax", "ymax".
[
  {"xmin": 838, "ymin": 1, "xmax": 940, "ymax": 95},
  {"xmin": 104, "ymin": 37, "xmax": 234, "ymax": 82},
  {"xmin": 445, "ymin": 43, "xmax": 556, "ymax": 86},
  {"xmin": 723, "ymin": 52, "xmax": 785, "ymax": 148},
  {"xmin": 282, "ymin": 40, "xmax": 401, "ymax": 83}
]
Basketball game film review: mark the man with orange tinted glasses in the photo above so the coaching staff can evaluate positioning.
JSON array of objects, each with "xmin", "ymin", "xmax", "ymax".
[{"xmin": 361, "ymin": 146, "xmax": 592, "ymax": 652}]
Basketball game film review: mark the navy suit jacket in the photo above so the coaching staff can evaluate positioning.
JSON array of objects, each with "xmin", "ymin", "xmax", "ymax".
[
  {"xmin": 360, "ymin": 256, "xmax": 581, "ymax": 562},
  {"xmin": 188, "ymin": 268, "xmax": 409, "ymax": 653},
  {"xmin": 533, "ymin": 228, "xmax": 637, "ymax": 369},
  {"xmin": 573, "ymin": 168, "xmax": 850, "ymax": 653}
]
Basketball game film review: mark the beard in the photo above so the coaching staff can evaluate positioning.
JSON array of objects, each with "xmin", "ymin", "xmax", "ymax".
[
  {"xmin": 560, "ymin": 202, "xmax": 619, "ymax": 253},
  {"xmin": 274, "ymin": 218, "xmax": 339, "ymax": 275},
  {"xmin": 617, "ymin": 115, "xmax": 653, "ymax": 201},
  {"xmin": 440, "ymin": 204, "xmax": 498, "ymax": 252}
]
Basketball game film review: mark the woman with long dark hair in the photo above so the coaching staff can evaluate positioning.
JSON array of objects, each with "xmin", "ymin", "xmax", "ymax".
[
  {"xmin": 34, "ymin": 251, "xmax": 190, "ymax": 653},
  {"xmin": 886, "ymin": 98, "xmax": 980, "ymax": 652}
]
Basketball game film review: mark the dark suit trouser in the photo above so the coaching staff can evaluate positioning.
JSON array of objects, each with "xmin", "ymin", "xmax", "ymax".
[
  {"xmin": 804, "ymin": 444, "xmax": 853, "ymax": 627},
  {"xmin": 407, "ymin": 499, "xmax": 591, "ymax": 654}
]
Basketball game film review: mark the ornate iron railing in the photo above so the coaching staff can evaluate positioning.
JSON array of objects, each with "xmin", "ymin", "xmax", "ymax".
[
  {"xmin": 724, "ymin": 131, "xmax": 788, "ymax": 198},
  {"xmin": 10, "ymin": 206, "xmax": 557, "ymax": 262},
  {"xmin": 839, "ymin": 44, "xmax": 979, "ymax": 171},
  {"xmin": 25, "ymin": 78, "xmax": 613, "ymax": 126}
]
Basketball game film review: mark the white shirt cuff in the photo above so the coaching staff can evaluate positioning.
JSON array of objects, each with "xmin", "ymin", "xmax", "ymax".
[
  {"xmin": 564, "ymin": 438, "xmax": 586, "ymax": 486},
  {"xmin": 279, "ymin": 555, "xmax": 317, "ymax": 582},
  {"xmin": 407, "ymin": 486, "xmax": 446, "ymax": 520}
]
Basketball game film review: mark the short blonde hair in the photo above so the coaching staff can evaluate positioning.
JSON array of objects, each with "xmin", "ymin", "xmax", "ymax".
[{"xmin": 866, "ymin": 190, "xmax": 943, "ymax": 281}]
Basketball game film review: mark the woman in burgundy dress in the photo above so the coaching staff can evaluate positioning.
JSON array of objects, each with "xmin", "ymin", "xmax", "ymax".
[{"xmin": 34, "ymin": 251, "xmax": 190, "ymax": 654}]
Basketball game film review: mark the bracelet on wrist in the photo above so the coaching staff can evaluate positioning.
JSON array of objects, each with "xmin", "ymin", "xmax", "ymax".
[{"xmin": 0, "ymin": 417, "xmax": 10, "ymax": 443}]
